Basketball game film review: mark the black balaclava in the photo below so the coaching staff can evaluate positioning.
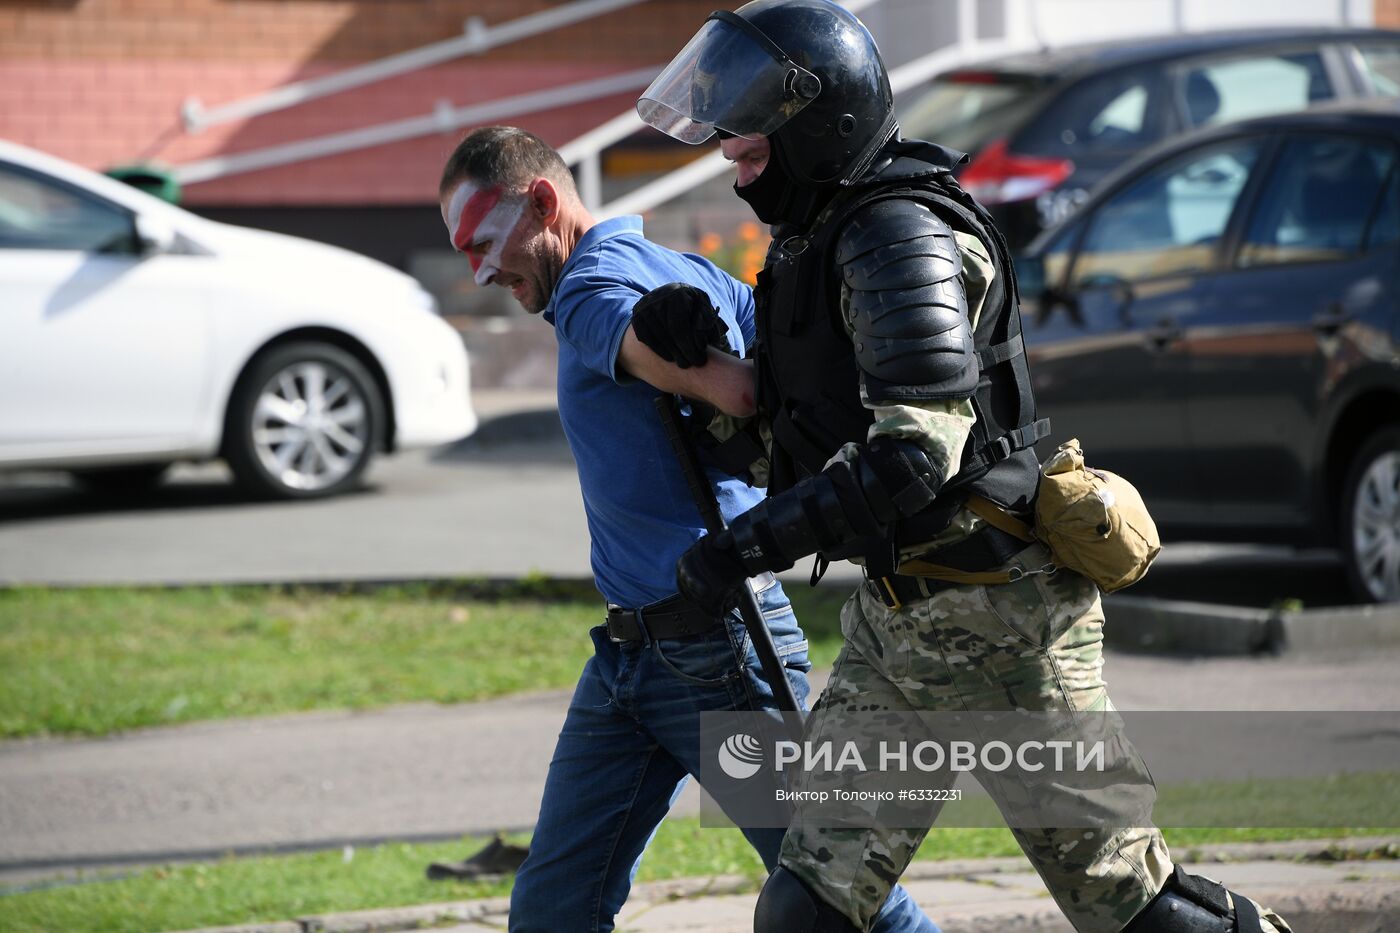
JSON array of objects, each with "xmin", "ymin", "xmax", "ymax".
[
  {"xmin": 733, "ymin": 154, "xmax": 791, "ymax": 225},
  {"xmin": 733, "ymin": 137, "xmax": 830, "ymax": 227}
]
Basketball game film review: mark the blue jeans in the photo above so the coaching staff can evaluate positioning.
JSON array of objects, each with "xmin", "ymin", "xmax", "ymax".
[{"xmin": 509, "ymin": 580, "xmax": 940, "ymax": 933}]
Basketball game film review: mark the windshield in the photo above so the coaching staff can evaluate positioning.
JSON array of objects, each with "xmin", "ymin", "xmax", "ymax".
[{"xmin": 898, "ymin": 75, "xmax": 1044, "ymax": 154}]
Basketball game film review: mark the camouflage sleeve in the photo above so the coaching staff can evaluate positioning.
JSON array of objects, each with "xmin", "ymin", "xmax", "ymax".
[
  {"xmin": 705, "ymin": 411, "xmax": 772, "ymax": 489},
  {"xmin": 828, "ymin": 231, "xmax": 994, "ymax": 489}
]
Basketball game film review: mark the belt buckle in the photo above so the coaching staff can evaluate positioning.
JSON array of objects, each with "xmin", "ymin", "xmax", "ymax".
[
  {"xmin": 605, "ymin": 605, "xmax": 629, "ymax": 643},
  {"xmin": 873, "ymin": 576, "xmax": 903, "ymax": 611}
]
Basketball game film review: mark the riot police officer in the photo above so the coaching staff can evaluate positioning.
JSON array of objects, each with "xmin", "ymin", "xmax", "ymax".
[{"xmin": 635, "ymin": 3, "xmax": 1292, "ymax": 932}]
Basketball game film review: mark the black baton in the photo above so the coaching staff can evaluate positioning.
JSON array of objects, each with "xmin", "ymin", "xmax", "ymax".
[{"xmin": 654, "ymin": 395, "xmax": 803, "ymax": 719}]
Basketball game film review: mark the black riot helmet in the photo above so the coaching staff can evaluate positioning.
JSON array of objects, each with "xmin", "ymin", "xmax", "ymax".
[{"xmin": 638, "ymin": 0, "xmax": 897, "ymax": 190}]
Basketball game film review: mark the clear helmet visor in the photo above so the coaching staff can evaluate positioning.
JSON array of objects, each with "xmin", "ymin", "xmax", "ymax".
[{"xmin": 637, "ymin": 15, "xmax": 821, "ymax": 145}]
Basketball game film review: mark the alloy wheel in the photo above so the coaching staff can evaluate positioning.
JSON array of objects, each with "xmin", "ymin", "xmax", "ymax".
[
  {"xmin": 1351, "ymin": 450, "xmax": 1400, "ymax": 602},
  {"xmin": 250, "ymin": 361, "xmax": 369, "ymax": 493}
]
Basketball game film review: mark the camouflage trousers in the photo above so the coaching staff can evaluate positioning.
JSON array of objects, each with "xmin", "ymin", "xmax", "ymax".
[{"xmin": 778, "ymin": 543, "xmax": 1291, "ymax": 933}]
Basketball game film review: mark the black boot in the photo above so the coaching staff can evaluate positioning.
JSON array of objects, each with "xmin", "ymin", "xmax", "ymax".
[{"xmin": 1122, "ymin": 866, "xmax": 1264, "ymax": 932}]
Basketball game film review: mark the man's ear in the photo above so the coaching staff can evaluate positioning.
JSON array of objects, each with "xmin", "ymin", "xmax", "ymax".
[{"xmin": 529, "ymin": 179, "xmax": 561, "ymax": 225}]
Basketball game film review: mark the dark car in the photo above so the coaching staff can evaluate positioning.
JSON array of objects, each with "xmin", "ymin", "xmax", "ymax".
[
  {"xmin": 899, "ymin": 28, "xmax": 1400, "ymax": 251},
  {"xmin": 1015, "ymin": 102, "xmax": 1400, "ymax": 603}
]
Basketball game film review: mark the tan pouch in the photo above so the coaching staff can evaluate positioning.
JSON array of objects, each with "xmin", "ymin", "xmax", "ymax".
[{"xmin": 1033, "ymin": 439, "xmax": 1161, "ymax": 593}]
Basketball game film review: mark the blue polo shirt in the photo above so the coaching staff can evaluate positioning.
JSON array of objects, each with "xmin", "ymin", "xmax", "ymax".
[{"xmin": 543, "ymin": 215, "xmax": 762, "ymax": 608}]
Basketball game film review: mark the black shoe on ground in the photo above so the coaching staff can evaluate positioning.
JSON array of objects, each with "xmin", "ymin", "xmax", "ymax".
[{"xmin": 425, "ymin": 833, "xmax": 530, "ymax": 881}]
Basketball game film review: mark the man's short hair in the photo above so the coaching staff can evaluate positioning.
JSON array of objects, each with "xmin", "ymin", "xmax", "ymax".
[{"xmin": 439, "ymin": 126, "xmax": 578, "ymax": 199}]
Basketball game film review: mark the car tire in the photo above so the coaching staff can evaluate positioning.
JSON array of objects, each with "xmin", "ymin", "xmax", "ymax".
[
  {"xmin": 224, "ymin": 341, "xmax": 383, "ymax": 500},
  {"xmin": 1340, "ymin": 425, "xmax": 1400, "ymax": 604},
  {"xmin": 73, "ymin": 463, "xmax": 169, "ymax": 495}
]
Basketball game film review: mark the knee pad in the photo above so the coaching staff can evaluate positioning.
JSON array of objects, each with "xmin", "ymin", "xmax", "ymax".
[
  {"xmin": 1123, "ymin": 866, "xmax": 1263, "ymax": 933},
  {"xmin": 754, "ymin": 866, "xmax": 860, "ymax": 933}
]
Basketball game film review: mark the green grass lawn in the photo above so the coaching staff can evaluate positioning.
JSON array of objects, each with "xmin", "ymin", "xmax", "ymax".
[
  {"xmin": 0, "ymin": 583, "xmax": 851, "ymax": 739},
  {"xmin": 5, "ymin": 819, "xmax": 1385, "ymax": 933}
]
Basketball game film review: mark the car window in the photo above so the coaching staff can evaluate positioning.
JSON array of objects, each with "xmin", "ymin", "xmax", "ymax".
[
  {"xmin": 1177, "ymin": 52, "xmax": 1332, "ymax": 129},
  {"xmin": 1239, "ymin": 134, "xmax": 1398, "ymax": 267},
  {"xmin": 1368, "ymin": 166, "xmax": 1400, "ymax": 250},
  {"xmin": 899, "ymin": 75, "xmax": 1046, "ymax": 154},
  {"xmin": 1073, "ymin": 138, "xmax": 1261, "ymax": 286},
  {"xmin": 1013, "ymin": 67, "xmax": 1164, "ymax": 157},
  {"xmin": 1038, "ymin": 217, "xmax": 1081, "ymax": 291},
  {"xmin": 0, "ymin": 163, "xmax": 137, "ymax": 253},
  {"xmin": 1355, "ymin": 43, "xmax": 1400, "ymax": 97}
]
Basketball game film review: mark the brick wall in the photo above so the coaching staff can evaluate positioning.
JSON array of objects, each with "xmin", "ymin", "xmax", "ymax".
[
  {"xmin": 0, "ymin": 0, "xmax": 722, "ymax": 206},
  {"xmin": 0, "ymin": 0, "xmax": 719, "ymax": 63}
]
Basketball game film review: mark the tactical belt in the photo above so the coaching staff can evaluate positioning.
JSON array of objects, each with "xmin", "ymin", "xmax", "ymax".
[
  {"xmin": 866, "ymin": 516, "xmax": 1037, "ymax": 611},
  {"xmin": 606, "ymin": 572, "xmax": 776, "ymax": 642},
  {"xmin": 866, "ymin": 572, "xmax": 961, "ymax": 610}
]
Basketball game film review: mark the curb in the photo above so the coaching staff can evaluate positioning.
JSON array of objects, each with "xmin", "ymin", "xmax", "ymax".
[
  {"xmin": 170, "ymin": 836, "xmax": 1400, "ymax": 933},
  {"xmin": 1103, "ymin": 595, "xmax": 1400, "ymax": 656},
  {"xmin": 1272, "ymin": 603, "xmax": 1400, "ymax": 653}
]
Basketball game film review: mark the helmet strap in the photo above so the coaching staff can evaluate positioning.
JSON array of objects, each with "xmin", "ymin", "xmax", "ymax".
[{"xmin": 839, "ymin": 111, "xmax": 900, "ymax": 186}]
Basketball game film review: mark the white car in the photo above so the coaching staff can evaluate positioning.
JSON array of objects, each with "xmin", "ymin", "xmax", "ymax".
[{"xmin": 0, "ymin": 140, "xmax": 477, "ymax": 499}]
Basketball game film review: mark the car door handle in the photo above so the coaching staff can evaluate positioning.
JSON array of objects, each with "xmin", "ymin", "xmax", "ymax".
[
  {"xmin": 1145, "ymin": 319, "xmax": 1181, "ymax": 349},
  {"xmin": 1311, "ymin": 304, "xmax": 1353, "ymax": 335}
]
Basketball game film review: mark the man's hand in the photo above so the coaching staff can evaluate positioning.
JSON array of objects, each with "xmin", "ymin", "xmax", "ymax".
[
  {"xmin": 677, "ymin": 530, "xmax": 751, "ymax": 616},
  {"xmin": 632, "ymin": 283, "xmax": 729, "ymax": 369}
]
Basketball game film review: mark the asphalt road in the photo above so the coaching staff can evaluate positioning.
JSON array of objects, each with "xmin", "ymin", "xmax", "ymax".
[
  {"xmin": 0, "ymin": 392, "xmax": 1359, "ymax": 606},
  {"xmin": 0, "ymin": 391, "xmax": 593, "ymax": 587}
]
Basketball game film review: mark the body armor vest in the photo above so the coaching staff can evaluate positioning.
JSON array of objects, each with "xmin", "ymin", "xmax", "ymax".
[{"xmin": 752, "ymin": 142, "xmax": 1048, "ymax": 547}]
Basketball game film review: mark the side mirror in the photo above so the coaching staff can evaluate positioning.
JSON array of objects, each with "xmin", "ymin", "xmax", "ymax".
[
  {"xmin": 1077, "ymin": 273, "xmax": 1135, "ymax": 324},
  {"xmin": 134, "ymin": 213, "xmax": 178, "ymax": 255},
  {"xmin": 1017, "ymin": 253, "xmax": 1084, "ymax": 327}
]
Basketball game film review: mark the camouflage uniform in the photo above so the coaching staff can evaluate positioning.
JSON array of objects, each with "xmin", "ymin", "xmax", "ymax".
[{"xmin": 773, "ymin": 234, "xmax": 1292, "ymax": 933}]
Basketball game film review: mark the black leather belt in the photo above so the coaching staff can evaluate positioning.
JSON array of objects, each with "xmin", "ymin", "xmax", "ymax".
[
  {"xmin": 605, "ymin": 572, "xmax": 778, "ymax": 642},
  {"xmin": 605, "ymin": 595, "xmax": 722, "ymax": 642}
]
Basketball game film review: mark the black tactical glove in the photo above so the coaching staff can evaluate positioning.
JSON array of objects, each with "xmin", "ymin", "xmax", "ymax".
[
  {"xmin": 676, "ymin": 529, "xmax": 751, "ymax": 616},
  {"xmin": 632, "ymin": 282, "xmax": 730, "ymax": 368}
]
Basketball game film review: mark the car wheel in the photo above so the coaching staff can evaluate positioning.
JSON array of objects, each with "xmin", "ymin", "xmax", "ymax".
[
  {"xmin": 225, "ymin": 341, "xmax": 383, "ymax": 500},
  {"xmin": 1341, "ymin": 425, "xmax": 1400, "ymax": 604},
  {"xmin": 74, "ymin": 463, "xmax": 169, "ymax": 495}
]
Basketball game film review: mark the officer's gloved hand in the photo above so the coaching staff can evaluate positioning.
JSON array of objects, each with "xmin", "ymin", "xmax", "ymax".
[
  {"xmin": 677, "ymin": 529, "xmax": 751, "ymax": 616},
  {"xmin": 632, "ymin": 283, "xmax": 729, "ymax": 369}
]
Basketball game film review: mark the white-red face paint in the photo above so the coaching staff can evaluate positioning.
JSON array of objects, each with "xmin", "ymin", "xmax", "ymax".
[{"xmin": 444, "ymin": 181, "xmax": 528, "ymax": 287}]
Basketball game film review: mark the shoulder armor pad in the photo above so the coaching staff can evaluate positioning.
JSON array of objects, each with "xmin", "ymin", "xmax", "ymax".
[
  {"xmin": 837, "ymin": 198, "xmax": 977, "ymax": 400},
  {"xmin": 835, "ymin": 198, "xmax": 954, "ymax": 266}
]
